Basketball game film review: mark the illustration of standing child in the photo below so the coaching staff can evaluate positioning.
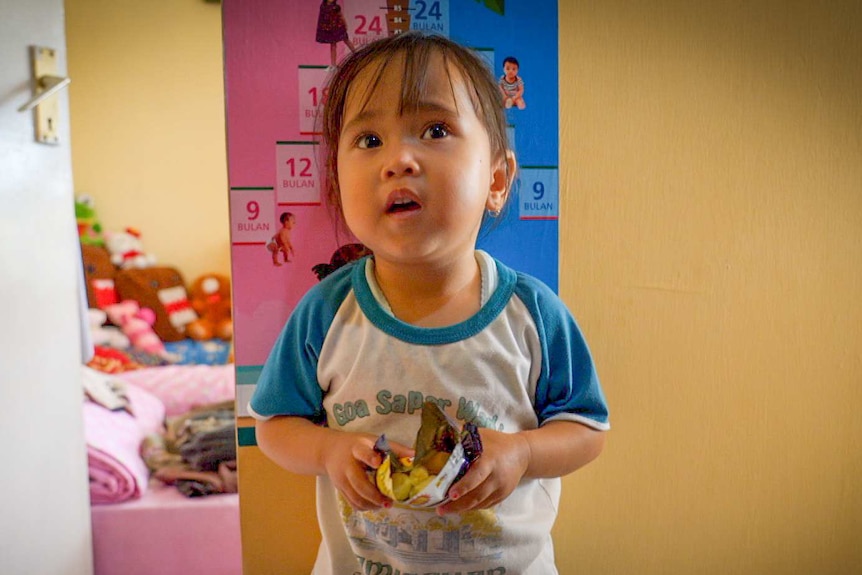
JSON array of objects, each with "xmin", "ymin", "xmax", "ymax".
[
  {"xmin": 267, "ymin": 212, "xmax": 296, "ymax": 266},
  {"xmin": 316, "ymin": 0, "xmax": 356, "ymax": 68},
  {"xmin": 499, "ymin": 56, "xmax": 526, "ymax": 109}
]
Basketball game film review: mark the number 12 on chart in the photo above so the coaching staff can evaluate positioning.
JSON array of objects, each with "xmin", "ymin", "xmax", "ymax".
[{"xmin": 276, "ymin": 142, "xmax": 321, "ymax": 205}]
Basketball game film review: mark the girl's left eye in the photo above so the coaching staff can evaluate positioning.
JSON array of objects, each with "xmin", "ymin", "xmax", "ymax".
[{"xmin": 422, "ymin": 123, "xmax": 450, "ymax": 139}]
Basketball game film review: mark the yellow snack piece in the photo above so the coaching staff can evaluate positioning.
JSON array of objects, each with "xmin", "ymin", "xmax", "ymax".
[
  {"xmin": 409, "ymin": 464, "xmax": 429, "ymax": 483},
  {"xmin": 375, "ymin": 457, "xmax": 395, "ymax": 500},
  {"xmin": 422, "ymin": 450, "xmax": 451, "ymax": 475},
  {"xmin": 376, "ymin": 460, "xmax": 439, "ymax": 502},
  {"xmin": 391, "ymin": 472, "xmax": 412, "ymax": 501},
  {"xmin": 410, "ymin": 474, "xmax": 435, "ymax": 498}
]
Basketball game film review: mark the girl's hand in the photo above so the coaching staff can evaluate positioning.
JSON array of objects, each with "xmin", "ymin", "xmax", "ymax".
[
  {"xmin": 436, "ymin": 428, "xmax": 531, "ymax": 515},
  {"xmin": 321, "ymin": 431, "xmax": 411, "ymax": 511}
]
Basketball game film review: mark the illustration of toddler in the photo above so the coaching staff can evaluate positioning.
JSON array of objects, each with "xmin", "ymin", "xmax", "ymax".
[
  {"xmin": 499, "ymin": 56, "xmax": 526, "ymax": 110},
  {"xmin": 316, "ymin": 0, "xmax": 356, "ymax": 68},
  {"xmin": 267, "ymin": 212, "xmax": 296, "ymax": 266}
]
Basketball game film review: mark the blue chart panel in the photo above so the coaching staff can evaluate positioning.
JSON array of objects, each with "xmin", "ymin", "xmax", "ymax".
[{"xmin": 448, "ymin": 0, "xmax": 560, "ymax": 292}]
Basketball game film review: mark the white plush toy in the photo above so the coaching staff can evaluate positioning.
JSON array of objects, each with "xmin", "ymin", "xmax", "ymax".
[
  {"xmin": 87, "ymin": 308, "xmax": 130, "ymax": 349},
  {"xmin": 105, "ymin": 227, "xmax": 156, "ymax": 269}
]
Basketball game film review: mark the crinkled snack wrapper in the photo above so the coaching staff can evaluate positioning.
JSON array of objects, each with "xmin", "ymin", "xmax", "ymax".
[{"xmin": 373, "ymin": 400, "xmax": 482, "ymax": 509}]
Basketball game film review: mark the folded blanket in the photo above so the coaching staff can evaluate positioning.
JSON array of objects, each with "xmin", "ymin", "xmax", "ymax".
[
  {"xmin": 142, "ymin": 401, "xmax": 237, "ymax": 497},
  {"xmin": 84, "ymin": 400, "xmax": 150, "ymax": 504},
  {"xmin": 82, "ymin": 367, "xmax": 166, "ymax": 505},
  {"xmin": 154, "ymin": 460, "xmax": 238, "ymax": 497},
  {"xmin": 172, "ymin": 401, "xmax": 236, "ymax": 471}
]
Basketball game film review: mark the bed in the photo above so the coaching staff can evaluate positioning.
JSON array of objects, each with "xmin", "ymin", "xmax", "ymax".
[
  {"xmin": 79, "ymin": 238, "xmax": 242, "ymax": 574},
  {"xmin": 82, "ymin": 361, "xmax": 242, "ymax": 575}
]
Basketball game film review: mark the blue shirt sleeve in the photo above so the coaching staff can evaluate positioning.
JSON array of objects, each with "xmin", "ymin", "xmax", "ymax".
[
  {"xmin": 513, "ymin": 273, "xmax": 610, "ymax": 430},
  {"xmin": 248, "ymin": 262, "xmax": 356, "ymax": 423}
]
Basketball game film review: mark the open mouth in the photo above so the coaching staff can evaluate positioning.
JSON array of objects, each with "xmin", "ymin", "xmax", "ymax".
[{"xmin": 386, "ymin": 198, "xmax": 421, "ymax": 214}]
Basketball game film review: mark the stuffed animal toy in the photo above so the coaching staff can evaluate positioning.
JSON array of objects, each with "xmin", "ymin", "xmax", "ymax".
[
  {"xmin": 87, "ymin": 308, "xmax": 130, "ymax": 349},
  {"xmin": 115, "ymin": 267, "xmax": 196, "ymax": 342},
  {"xmin": 75, "ymin": 195, "xmax": 105, "ymax": 247},
  {"xmin": 81, "ymin": 244, "xmax": 119, "ymax": 309},
  {"xmin": 186, "ymin": 274, "xmax": 233, "ymax": 341},
  {"xmin": 104, "ymin": 300, "xmax": 174, "ymax": 360},
  {"xmin": 105, "ymin": 227, "xmax": 157, "ymax": 270}
]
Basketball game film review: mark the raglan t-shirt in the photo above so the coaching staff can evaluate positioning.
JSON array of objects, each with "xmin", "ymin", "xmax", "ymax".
[{"xmin": 250, "ymin": 252, "xmax": 610, "ymax": 575}]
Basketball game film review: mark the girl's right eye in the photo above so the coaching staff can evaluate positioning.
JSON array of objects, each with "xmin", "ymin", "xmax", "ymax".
[{"xmin": 356, "ymin": 134, "xmax": 382, "ymax": 149}]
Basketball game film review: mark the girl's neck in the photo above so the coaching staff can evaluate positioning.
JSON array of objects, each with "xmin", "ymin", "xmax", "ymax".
[{"xmin": 372, "ymin": 252, "xmax": 481, "ymax": 327}]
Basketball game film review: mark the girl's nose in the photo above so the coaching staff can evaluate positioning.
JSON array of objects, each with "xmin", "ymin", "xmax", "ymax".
[{"xmin": 382, "ymin": 142, "xmax": 421, "ymax": 179}]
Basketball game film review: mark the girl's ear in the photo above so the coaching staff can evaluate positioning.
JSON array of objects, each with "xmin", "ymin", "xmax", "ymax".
[{"xmin": 487, "ymin": 150, "xmax": 517, "ymax": 213}]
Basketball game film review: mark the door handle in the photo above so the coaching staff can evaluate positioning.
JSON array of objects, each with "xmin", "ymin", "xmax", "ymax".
[
  {"xmin": 19, "ymin": 46, "xmax": 69, "ymax": 144},
  {"xmin": 17, "ymin": 74, "xmax": 71, "ymax": 112}
]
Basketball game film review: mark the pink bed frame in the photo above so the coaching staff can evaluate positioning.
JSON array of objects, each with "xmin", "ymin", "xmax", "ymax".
[{"xmin": 91, "ymin": 481, "xmax": 242, "ymax": 575}]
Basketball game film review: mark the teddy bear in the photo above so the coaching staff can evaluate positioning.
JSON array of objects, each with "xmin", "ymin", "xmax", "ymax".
[
  {"xmin": 87, "ymin": 308, "xmax": 130, "ymax": 349},
  {"xmin": 105, "ymin": 227, "xmax": 157, "ymax": 270},
  {"xmin": 104, "ymin": 299, "xmax": 174, "ymax": 360},
  {"xmin": 185, "ymin": 274, "xmax": 233, "ymax": 341}
]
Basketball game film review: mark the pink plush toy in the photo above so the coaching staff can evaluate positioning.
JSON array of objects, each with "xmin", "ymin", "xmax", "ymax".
[
  {"xmin": 87, "ymin": 308, "xmax": 130, "ymax": 349},
  {"xmin": 104, "ymin": 300, "xmax": 171, "ymax": 359}
]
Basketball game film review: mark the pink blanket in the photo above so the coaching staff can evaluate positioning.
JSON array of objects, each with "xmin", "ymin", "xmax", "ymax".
[
  {"xmin": 83, "ymin": 374, "xmax": 166, "ymax": 505},
  {"xmin": 114, "ymin": 363, "xmax": 235, "ymax": 417}
]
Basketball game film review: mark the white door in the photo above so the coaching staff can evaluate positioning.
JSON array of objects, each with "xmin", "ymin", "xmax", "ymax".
[{"xmin": 0, "ymin": 0, "xmax": 94, "ymax": 573}]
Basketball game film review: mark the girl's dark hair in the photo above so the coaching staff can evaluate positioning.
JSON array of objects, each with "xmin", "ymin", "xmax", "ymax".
[{"xmin": 320, "ymin": 32, "xmax": 511, "ymax": 229}]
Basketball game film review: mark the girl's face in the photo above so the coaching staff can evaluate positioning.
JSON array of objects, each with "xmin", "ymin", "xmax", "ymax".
[{"xmin": 336, "ymin": 52, "xmax": 510, "ymax": 269}]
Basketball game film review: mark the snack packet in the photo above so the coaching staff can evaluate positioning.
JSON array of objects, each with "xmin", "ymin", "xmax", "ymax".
[{"xmin": 372, "ymin": 400, "xmax": 482, "ymax": 509}]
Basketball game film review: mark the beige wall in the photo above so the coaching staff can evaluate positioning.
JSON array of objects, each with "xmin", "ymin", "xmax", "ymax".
[
  {"xmin": 66, "ymin": 0, "xmax": 229, "ymax": 282},
  {"xmin": 67, "ymin": 1, "xmax": 862, "ymax": 573},
  {"xmin": 557, "ymin": 2, "xmax": 861, "ymax": 573}
]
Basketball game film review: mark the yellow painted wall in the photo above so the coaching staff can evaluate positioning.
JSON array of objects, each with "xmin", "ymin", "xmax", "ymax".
[
  {"xmin": 556, "ymin": 2, "xmax": 862, "ymax": 573},
  {"xmin": 68, "ymin": 1, "xmax": 862, "ymax": 573},
  {"xmin": 65, "ymin": 0, "xmax": 229, "ymax": 282}
]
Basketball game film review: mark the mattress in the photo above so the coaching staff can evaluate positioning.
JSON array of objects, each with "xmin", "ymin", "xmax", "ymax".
[{"xmin": 90, "ymin": 480, "xmax": 242, "ymax": 575}]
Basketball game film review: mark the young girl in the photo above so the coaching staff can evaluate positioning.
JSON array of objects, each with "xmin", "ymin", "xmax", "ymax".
[{"xmin": 250, "ymin": 32, "xmax": 609, "ymax": 574}]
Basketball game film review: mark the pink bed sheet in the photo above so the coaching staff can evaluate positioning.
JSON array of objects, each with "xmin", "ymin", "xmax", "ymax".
[
  {"xmin": 90, "ymin": 480, "xmax": 242, "ymax": 575},
  {"xmin": 114, "ymin": 363, "xmax": 236, "ymax": 417}
]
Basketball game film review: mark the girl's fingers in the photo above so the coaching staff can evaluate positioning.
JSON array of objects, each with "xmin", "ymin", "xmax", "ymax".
[
  {"xmin": 447, "ymin": 458, "xmax": 491, "ymax": 501},
  {"xmin": 346, "ymin": 462, "xmax": 391, "ymax": 510}
]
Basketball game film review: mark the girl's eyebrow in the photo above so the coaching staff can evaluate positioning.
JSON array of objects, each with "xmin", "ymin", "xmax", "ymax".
[{"xmin": 342, "ymin": 100, "xmax": 459, "ymax": 134}]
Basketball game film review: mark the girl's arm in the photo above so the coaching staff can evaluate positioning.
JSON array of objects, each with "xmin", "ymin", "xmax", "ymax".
[
  {"xmin": 437, "ymin": 420, "xmax": 606, "ymax": 515},
  {"xmin": 256, "ymin": 415, "xmax": 396, "ymax": 510}
]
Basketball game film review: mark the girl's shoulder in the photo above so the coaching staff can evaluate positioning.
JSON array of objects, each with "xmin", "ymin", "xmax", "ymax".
[{"xmin": 492, "ymin": 258, "xmax": 570, "ymax": 320}]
